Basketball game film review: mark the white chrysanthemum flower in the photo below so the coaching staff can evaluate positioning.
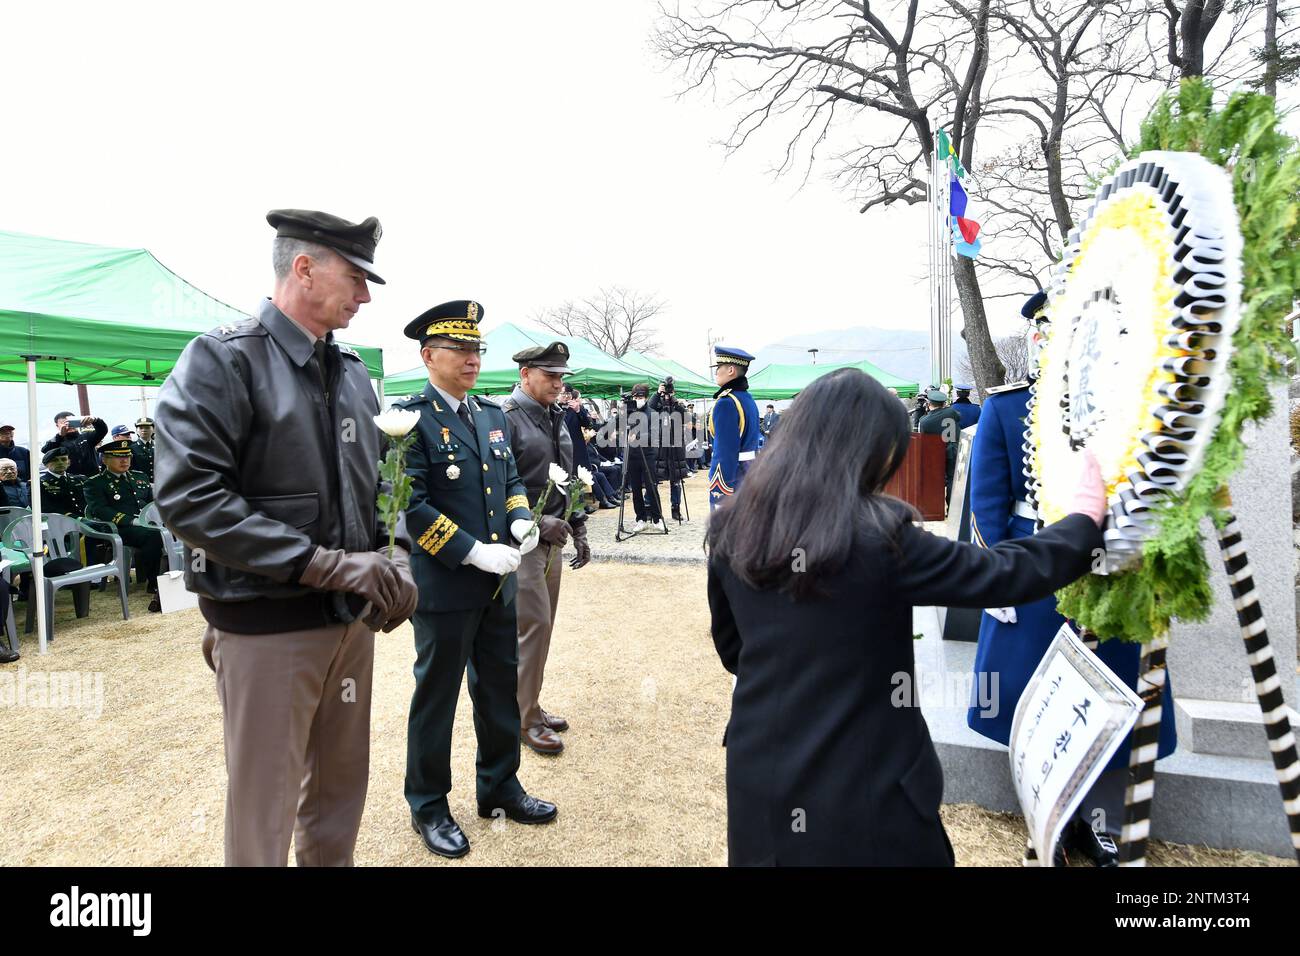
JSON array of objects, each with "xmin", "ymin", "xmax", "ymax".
[
  {"xmin": 575, "ymin": 465, "xmax": 594, "ymax": 491},
  {"xmin": 548, "ymin": 462, "xmax": 570, "ymax": 487},
  {"xmin": 374, "ymin": 409, "xmax": 421, "ymax": 438}
]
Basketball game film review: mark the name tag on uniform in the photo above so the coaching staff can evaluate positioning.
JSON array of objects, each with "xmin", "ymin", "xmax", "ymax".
[{"xmin": 489, "ymin": 429, "xmax": 505, "ymax": 444}]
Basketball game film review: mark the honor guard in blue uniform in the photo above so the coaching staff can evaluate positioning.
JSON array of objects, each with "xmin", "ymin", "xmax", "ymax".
[
  {"xmin": 967, "ymin": 291, "xmax": 1176, "ymax": 865},
  {"xmin": 397, "ymin": 299, "xmax": 558, "ymax": 859},
  {"xmin": 951, "ymin": 385, "xmax": 981, "ymax": 429},
  {"xmin": 707, "ymin": 345, "xmax": 760, "ymax": 509}
]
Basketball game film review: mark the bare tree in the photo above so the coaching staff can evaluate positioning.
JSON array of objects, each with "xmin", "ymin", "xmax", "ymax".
[
  {"xmin": 534, "ymin": 287, "xmax": 664, "ymax": 356},
  {"xmin": 958, "ymin": 331, "xmax": 1029, "ymax": 385},
  {"xmin": 655, "ymin": 0, "xmax": 1011, "ymax": 392}
]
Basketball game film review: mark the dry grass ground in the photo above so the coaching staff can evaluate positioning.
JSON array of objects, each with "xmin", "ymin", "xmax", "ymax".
[{"xmin": 0, "ymin": 484, "xmax": 1289, "ymax": 866}]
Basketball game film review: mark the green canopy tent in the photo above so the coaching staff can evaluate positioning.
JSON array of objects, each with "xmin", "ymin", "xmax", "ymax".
[
  {"xmin": 745, "ymin": 359, "xmax": 919, "ymax": 400},
  {"xmin": 384, "ymin": 321, "xmax": 650, "ymax": 398},
  {"xmin": 617, "ymin": 349, "xmax": 714, "ymax": 399},
  {"xmin": 0, "ymin": 230, "xmax": 384, "ymax": 383},
  {"xmin": 0, "ymin": 229, "xmax": 387, "ymax": 653}
]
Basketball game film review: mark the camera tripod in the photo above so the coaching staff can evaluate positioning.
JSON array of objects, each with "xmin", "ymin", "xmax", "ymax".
[{"xmin": 614, "ymin": 441, "xmax": 671, "ymax": 541}]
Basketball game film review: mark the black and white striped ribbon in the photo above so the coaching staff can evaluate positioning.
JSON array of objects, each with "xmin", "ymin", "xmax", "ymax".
[{"xmin": 1218, "ymin": 514, "xmax": 1300, "ymax": 863}]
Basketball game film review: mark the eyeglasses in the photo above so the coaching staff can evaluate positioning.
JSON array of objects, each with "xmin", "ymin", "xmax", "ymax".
[{"xmin": 427, "ymin": 344, "xmax": 488, "ymax": 356}]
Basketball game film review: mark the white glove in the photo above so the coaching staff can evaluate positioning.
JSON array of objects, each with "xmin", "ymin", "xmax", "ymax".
[
  {"xmin": 463, "ymin": 541, "xmax": 522, "ymax": 575},
  {"xmin": 511, "ymin": 519, "xmax": 540, "ymax": 556},
  {"xmin": 985, "ymin": 607, "xmax": 1018, "ymax": 624}
]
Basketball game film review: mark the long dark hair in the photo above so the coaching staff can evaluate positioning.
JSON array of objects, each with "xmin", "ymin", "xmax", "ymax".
[{"xmin": 707, "ymin": 368, "xmax": 914, "ymax": 600}]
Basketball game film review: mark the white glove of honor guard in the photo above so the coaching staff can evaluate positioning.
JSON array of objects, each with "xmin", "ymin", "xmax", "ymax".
[
  {"xmin": 463, "ymin": 541, "xmax": 522, "ymax": 575},
  {"xmin": 511, "ymin": 519, "xmax": 540, "ymax": 556},
  {"xmin": 985, "ymin": 607, "xmax": 1018, "ymax": 624}
]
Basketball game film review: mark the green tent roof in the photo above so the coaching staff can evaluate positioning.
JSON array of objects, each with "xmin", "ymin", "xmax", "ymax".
[
  {"xmin": 745, "ymin": 359, "xmax": 919, "ymax": 400},
  {"xmin": 618, "ymin": 349, "xmax": 714, "ymax": 399},
  {"xmin": 0, "ymin": 229, "xmax": 384, "ymax": 383},
  {"xmin": 384, "ymin": 322, "xmax": 651, "ymax": 398}
]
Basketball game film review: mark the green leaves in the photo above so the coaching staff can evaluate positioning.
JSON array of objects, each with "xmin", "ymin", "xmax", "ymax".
[{"xmin": 1062, "ymin": 79, "xmax": 1300, "ymax": 643}]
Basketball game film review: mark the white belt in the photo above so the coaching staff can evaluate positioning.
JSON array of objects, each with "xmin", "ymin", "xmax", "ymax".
[
  {"xmin": 738, "ymin": 451, "xmax": 756, "ymax": 461},
  {"xmin": 1013, "ymin": 500, "xmax": 1036, "ymax": 520}
]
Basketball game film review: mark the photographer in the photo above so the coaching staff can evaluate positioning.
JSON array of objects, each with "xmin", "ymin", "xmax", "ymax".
[
  {"xmin": 40, "ymin": 412, "xmax": 107, "ymax": 478},
  {"xmin": 654, "ymin": 378, "xmax": 690, "ymax": 522},
  {"xmin": 621, "ymin": 383, "xmax": 663, "ymax": 532}
]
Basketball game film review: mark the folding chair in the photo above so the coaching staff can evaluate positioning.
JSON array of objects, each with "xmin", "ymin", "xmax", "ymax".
[{"xmin": 5, "ymin": 514, "xmax": 130, "ymax": 646}]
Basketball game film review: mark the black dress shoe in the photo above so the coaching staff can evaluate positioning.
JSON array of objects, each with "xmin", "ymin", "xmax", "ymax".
[
  {"xmin": 1067, "ymin": 819, "xmax": 1120, "ymax": 867},
  {"xmin": 477, "ymin": 793, "xmax": 557, "ymax": 825},
  {"xmin": 411, "ymin": 812, "xmax": 470, "ymax": 858},
  {"xmin": 0, "ymin": 646, "xmax": 18, "ymax": 664},
  {"xmin": 147, "ymin": 595, "xmax": 162, "ymax": 613}
]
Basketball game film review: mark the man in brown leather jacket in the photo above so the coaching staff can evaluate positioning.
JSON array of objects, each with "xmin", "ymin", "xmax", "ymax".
[
  {"xmin": 153, "ymin": 209, "xmax": 418, "ymax": 866},
  {"xmin": 502, "ymin": 342, "xmax": 591, "ymax": 755}
]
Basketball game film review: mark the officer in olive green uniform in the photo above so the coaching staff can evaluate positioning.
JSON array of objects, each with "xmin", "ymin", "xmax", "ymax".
[
  {"xmin": 130, "ymin": 417, "xmax": 156, "ymax": 482},
  {"xmin": 39, "ymin": 448, "xmax": 85, "ymax": 517},
  {"xmin": 82, "ymin": 438, "xmax": 164, "ymax": 611},
  {"xmin": 398, "ymin": 300, "xmax": 558, "ymax": 860}
]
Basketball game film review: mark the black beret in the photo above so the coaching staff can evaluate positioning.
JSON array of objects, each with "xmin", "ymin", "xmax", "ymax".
[
  {"xmin": 267, "ymin": 209, "xmax": 385, "ymax": 285},
  {"xmin": 42, "ymin": 447, "xmax": 71, "ymax": 464},
  {"xmin": 1021, "ymin": 290, "xmax": 1048, "ymax": 319},
  {"xmin": 403, "ymin": 300, "xmax": 484, "ymax": 344},
  {"xmin": 512, "ymin": 341, "xmax": 572, "ymax": 375}
]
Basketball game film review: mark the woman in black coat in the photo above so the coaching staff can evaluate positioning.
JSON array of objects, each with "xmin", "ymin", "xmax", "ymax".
[{"xmin": 706, "ymin": 368, "xmax": 1107, "ymax": 866}]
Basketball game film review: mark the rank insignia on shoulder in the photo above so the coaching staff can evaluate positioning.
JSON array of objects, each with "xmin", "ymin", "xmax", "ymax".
[{"xmin": 337, "ymin": 344, "xmax": 359, "ymax": 359}]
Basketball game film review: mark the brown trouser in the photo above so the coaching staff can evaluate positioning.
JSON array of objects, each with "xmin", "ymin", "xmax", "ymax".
[
  {"xmin": 516, "ymin": 542, "xmax": 563, "ymax": 730},
  {"xmin": 202, "ymin": 618, "xmax": 374, "ymax": 867}
]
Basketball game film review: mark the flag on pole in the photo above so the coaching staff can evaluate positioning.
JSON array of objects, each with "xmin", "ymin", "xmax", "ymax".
[
  {"xmin": 936, "ymin": 128, "xmax": 966, "ymax": 179},
  {"xmin": 948, "ymin": 172, "xmax": 981, "ymax": 258},
  {"xmin": 952, "ymin": 223, "xmax": 982, "ymax": 258}
]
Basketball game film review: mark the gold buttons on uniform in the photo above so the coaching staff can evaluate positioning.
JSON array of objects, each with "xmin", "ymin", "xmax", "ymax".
[
  {"xmin": 490, "ymin": 533, "xmax": 499, "ymax": 541},
  {"xmin": 482, "ymin": 463, "xmax": 489, "ymax": 472},
  {"xmin": 447, "ymin": 454, "xmax": 454, "ymax": 461},
  {"xmin": 485, "ymin": 487, "xmax": 492, "ymax": 495}
]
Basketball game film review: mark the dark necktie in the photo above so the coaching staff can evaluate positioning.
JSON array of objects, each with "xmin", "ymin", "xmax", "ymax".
[
  {"xmin": 456, "ymin": 401, "xmax": 474, "ymax": 436},
  {"xmin": 313, "ymin": 339, "xmax": 329, "ymax": 393}
]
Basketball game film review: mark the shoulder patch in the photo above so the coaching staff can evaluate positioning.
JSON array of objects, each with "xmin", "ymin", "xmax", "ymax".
[
  {"xmin": 986, "ymin": 380, "xmax": 1031, "ymax": 395},
  {"xmin": 206, "ymin": 316, "xmax": 262, "ymax": 340},
  {"xmin": 474, "ymin": 395, "xmax": 501, "ymax": 409},
  {"xmin": 394, "ymin": 393, "xmax": 427, "ymax": 409},
  {"xmin": 337, "ymin": 344, "xmax": 362, "ymax": 361}
]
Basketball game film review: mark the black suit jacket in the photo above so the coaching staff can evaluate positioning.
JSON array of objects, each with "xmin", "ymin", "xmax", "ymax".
[{"xmin": 708, "ymin": 509, "xmax": 1102, "ymax": 866}]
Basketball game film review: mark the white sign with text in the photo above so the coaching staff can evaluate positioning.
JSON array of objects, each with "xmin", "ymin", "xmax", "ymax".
[{"xmin": 1009, "ymin": 623, "xmax": 1143, "ymax": 864}]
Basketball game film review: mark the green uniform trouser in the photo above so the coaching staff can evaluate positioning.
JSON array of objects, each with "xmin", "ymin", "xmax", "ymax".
[
  {"xmin": 405, "ymin": 600, "xmax": 525, "ymax": 821},
  {"xmin": 117, "ymin": 524, "xmax": 163, "ymax": 584}
]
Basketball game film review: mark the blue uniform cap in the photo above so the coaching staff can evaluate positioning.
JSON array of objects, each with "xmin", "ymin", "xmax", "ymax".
[
  {"xmin": 712, "ymin": 345, "xmax": 754, "ymax": 369},
  {"xmin": 1021, "ymin": 290, "xmax": 1048, "ymax": 319}
]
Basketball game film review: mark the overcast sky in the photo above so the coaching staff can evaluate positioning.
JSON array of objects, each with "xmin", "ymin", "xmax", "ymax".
[{"xmin": 1, "ymin": 0, "xmax": 950, "ymax": 383}]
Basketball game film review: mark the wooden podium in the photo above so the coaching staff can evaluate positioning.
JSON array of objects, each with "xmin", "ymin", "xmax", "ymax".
[{"xmin": 884, "ymin": 433, "xmax": 947, "ymax": 521}]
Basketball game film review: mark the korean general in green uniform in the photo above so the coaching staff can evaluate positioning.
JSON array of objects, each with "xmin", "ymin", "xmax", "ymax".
[{"xmin": 397, "ymin": 299, "xmax": 558, "ymax": 860}]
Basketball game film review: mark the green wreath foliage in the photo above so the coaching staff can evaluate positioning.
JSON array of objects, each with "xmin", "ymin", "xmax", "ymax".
[{"xmin": 1055, "ymin": 79, "xmax": 1300, "ymax": 643}]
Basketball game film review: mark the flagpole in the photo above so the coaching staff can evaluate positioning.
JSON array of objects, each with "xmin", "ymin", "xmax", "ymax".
[{"xmin": 930, "ymin": 130, "xmax": 942, "ymax": 388}]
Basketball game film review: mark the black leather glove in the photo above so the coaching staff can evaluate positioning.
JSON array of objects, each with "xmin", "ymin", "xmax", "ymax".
[
  {"xmin": 538, "ymin": 515, "xmax": 572, "ymax": 546},
  {"xmin": 570, "ymin": 521, "xmax": 591, "ymax": 570},
  {"xmin": 362, "ymin": 546, "xmax": 419, "ymax": 632},
  {"xmin": 298, "ymin": 546, "xmax": 402, "ymax": 618}
]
